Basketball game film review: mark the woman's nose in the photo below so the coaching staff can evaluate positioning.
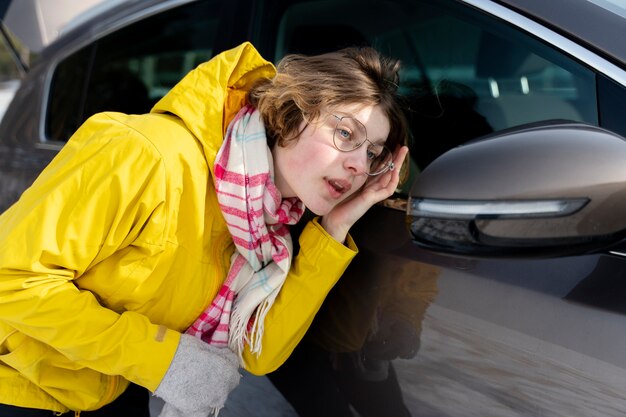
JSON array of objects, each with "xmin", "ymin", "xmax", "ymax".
[{"xmin": 343, "ymin": 147, "xmax": 369, "ymax": 175}]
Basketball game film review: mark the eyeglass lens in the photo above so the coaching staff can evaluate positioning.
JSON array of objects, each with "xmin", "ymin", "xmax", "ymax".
[{"xmin": 333, "ymin": 117, "xmax": 392, "ymax": 175}]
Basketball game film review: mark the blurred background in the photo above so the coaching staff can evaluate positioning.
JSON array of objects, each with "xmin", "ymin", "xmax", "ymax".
[{"xmin": 0, "ymin": 0, "xmax": 129, "ymax": 120}]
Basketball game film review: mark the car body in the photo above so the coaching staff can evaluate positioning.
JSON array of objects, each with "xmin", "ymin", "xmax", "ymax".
[{"xmin": 1, "ymin": 0, "xmax": 626, "ymax": 415}]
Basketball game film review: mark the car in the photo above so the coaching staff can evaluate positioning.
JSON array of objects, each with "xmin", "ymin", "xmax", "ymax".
[{"xmin": 1, "ymin": 0, "xmax": 625, "ymax": 416}]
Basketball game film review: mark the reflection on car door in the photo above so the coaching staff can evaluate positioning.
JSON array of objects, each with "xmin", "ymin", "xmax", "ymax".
[{"xmin": 226, "ymin": 0, "xmax": 626, "ymax": 416}]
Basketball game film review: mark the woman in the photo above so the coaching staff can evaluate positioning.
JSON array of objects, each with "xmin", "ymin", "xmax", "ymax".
[{"xmin": 0, "ymin": 42, "xmax": 408, "ymax": 416}]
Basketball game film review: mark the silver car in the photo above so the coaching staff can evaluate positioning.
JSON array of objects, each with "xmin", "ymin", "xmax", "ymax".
[{"xmin": 1, "ymin": 0, "xmax": 626, "ymax": 416}]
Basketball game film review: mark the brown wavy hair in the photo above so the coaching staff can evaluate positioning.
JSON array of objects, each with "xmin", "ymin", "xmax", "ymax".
[{"xmin": 247, "ymin": 47, "xmax": 408, "ymax": 152}]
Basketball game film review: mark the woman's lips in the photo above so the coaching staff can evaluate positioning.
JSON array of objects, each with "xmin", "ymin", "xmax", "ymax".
[{"xmin": 326, "ymin": 178, "xmax": 352, "ymax": 199}]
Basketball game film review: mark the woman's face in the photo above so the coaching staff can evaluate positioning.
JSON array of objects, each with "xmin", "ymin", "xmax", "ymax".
[{"xmin": 272, "ymin": 103, "xmax": 390, "ymax": 215}]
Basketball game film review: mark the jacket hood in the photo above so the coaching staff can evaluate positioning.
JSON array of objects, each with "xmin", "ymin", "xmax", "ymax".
[{"xmin": 151, "ymin": 42, "xmax": 276, "ymax": 167}]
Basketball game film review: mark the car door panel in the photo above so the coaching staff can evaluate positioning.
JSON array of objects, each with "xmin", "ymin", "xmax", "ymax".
[{"xmin": 235, "ymin": 0, "xmax": 626, "ymax": 415}]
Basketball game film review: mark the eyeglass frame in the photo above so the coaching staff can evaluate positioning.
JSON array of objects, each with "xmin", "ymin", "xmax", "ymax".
[{"xmin": 329, "ymin": 114, "xmax": 395, "ymax": 176}]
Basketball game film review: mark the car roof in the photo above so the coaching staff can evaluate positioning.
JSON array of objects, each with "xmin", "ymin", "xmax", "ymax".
[
  {"xmin": 496, "ymin": 0, "xmax": 626, "ymax": 68},
  {"xmin": 38, "ymin": 0, "xmax": 626, "ymax": 70},
  {"xmin": 0, "ymin": 0, "xmax": 115, "ymax": 52}
]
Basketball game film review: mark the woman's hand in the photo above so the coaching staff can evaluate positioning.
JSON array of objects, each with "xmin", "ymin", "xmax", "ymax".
[{"xmin": 321, "ymin": 145, "xmax": 409, "ymax": 243}]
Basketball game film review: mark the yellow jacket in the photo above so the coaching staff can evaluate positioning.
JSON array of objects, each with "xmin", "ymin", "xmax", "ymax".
[{"xmin": 0, "ymin": 42, "xmax": 357, "ymax": 413}]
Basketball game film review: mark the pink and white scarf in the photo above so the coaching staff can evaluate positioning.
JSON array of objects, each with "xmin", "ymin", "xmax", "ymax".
[{"xmin": 186, "ymin": 104, "xmax": 304, "ymax": 361}]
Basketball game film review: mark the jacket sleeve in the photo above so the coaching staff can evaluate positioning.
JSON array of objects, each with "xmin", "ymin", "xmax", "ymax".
[
  {"xmin": 0, "ymin": 113, "xmax": 180, "ymax": 392},
  {"xmin": 241, "ymin": 217, "xmax": 357, "ymax": 375}
]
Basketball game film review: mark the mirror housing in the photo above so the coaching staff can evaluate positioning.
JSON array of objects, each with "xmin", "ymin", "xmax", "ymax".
[{"xmin": 408, "ymin": 122, "xmax": 626, "ymax": 257}]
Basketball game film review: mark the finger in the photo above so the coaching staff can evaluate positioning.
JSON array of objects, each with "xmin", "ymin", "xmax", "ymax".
[
  {"xmin": 367, "ymin": 147, "xmax": 407, "ymax": 188},
  {"xmin": 360, "ymin": 146, "xmax": 409, "ymax": 205},
  {"xmin": 387, "ymin": 146, "xmax": 409, "ymax": 188},
  {"xmin": 383, "ymin": 148, "xmax": 407, "ymax": 189},
  {"xmin": 392, "ymin": 146, "xmax": 409, "ymax": 171}
]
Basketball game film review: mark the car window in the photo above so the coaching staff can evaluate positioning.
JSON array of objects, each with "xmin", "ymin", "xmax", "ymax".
[
  {"xmin": 46, "ymin": 0, "xmax": 220, "ymax": 142},
  {"xmin": 274, "ymin": 0, "xmax": 599, "ymax": 171}
]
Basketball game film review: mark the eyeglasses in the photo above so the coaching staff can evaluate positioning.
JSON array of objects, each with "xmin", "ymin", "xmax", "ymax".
[{"xmin": 331, "ymin": 114, "xmax": 394, "ymax": 176}]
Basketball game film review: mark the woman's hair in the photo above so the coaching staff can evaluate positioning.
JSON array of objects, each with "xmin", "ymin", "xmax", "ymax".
[{"xmin": 248, "ymin": 47, "xmax": 408, "ymax": 151}]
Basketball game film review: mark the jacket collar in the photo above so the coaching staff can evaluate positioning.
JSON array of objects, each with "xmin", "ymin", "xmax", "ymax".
[{"xmin": 151, "ymin": 42, "xmax": 276, "ymax": 168}]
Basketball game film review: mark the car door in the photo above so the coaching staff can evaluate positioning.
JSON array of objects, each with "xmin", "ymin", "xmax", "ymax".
[{"xmin": 221, "ymin": 0, "xmax": 626, "ymax": 416}]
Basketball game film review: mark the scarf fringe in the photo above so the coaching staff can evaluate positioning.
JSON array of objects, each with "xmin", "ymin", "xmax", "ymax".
[{"xmin": 229, "ymin": 297, "xmax": 273, "ymax": 359}]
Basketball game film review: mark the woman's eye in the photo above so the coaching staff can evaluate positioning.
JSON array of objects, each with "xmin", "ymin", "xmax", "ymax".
[
  {"xmin": 337, "ymin": 128, "xmax": 352, "ymax": 140},
  {"xmin": 367, "ymin": 145, "xmax": 382, "ymax": 161}
]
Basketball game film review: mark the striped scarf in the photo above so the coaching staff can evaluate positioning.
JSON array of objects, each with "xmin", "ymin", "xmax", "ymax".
[{"xmin": 186, "ymin": 104, "xmax": 304, "ymax": 362}]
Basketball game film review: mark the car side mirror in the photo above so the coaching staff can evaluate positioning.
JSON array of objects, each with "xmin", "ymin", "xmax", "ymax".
[{"xmin": 407, "ymin": 122, "xmax": 626, "ymax": 257}]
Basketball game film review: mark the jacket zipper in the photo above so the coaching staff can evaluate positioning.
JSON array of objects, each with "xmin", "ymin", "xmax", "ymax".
[
  {"xmin": 85, "ymin": 376, "xmax": 119, "ymax": 414},
  {"xmin": 101, "ymin": 376, "xmax": 119, "ymax": 409}
]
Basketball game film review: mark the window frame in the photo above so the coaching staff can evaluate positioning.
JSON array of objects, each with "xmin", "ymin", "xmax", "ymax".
[{"xmin": 38, "ymin": 0, "xmax": 231, "ymax": 147}]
